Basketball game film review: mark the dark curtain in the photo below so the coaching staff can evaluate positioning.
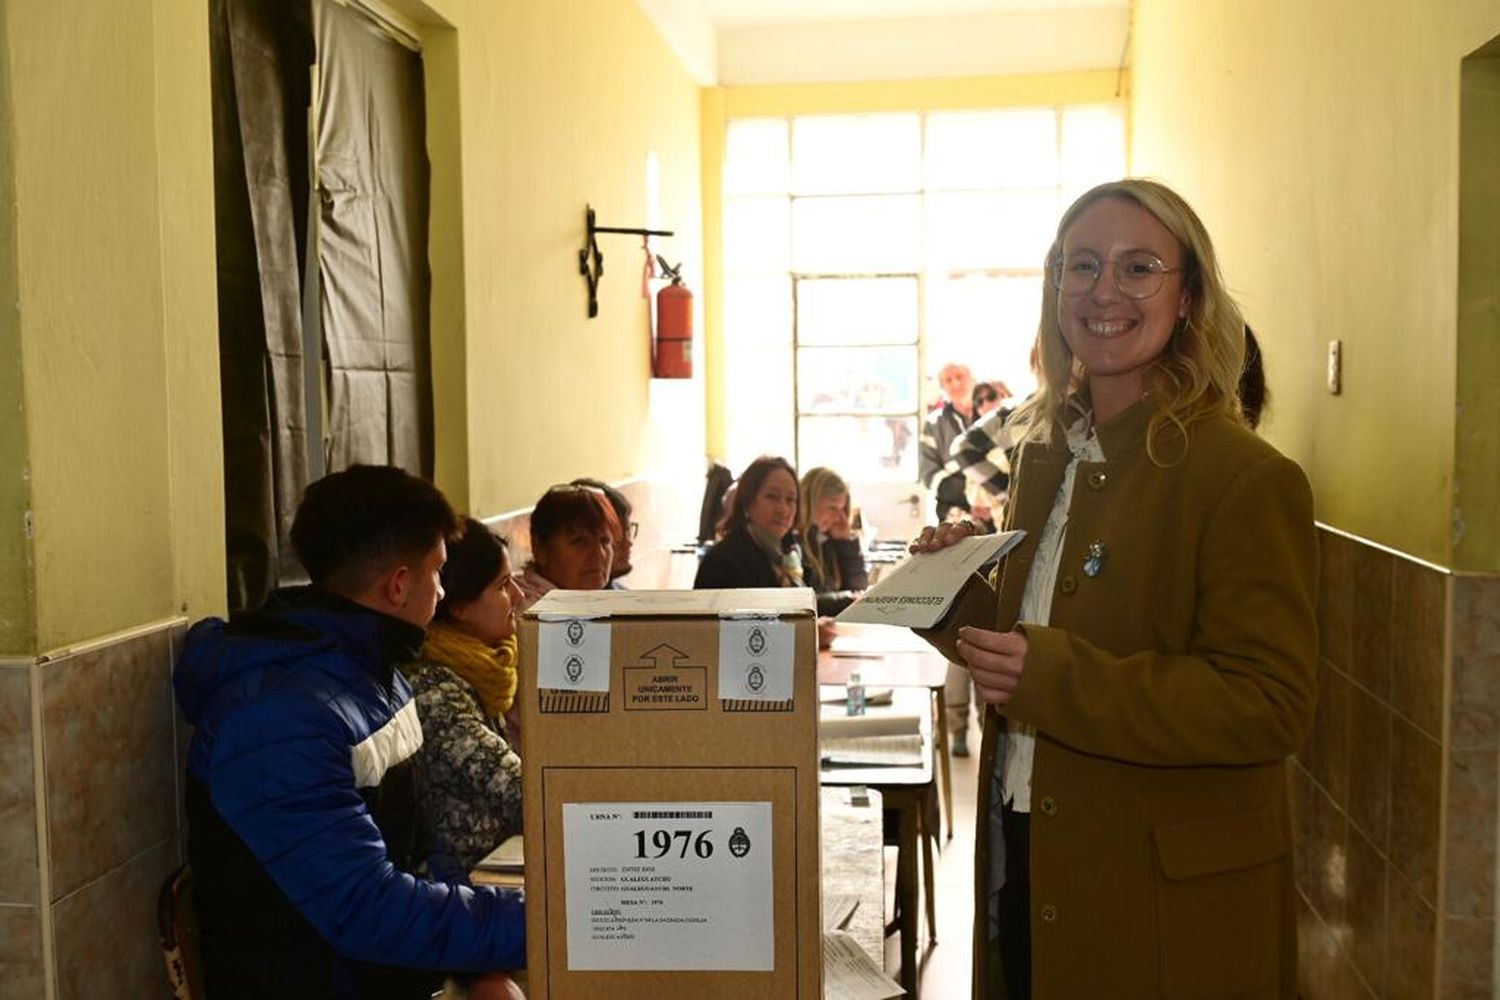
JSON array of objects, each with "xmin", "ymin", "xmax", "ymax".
[
  {"xmin": 210, "ymin": 0, "xmax": 313, "ymax": 610},
  {"xmin": 316, "ymin": 2, "xmax": 433, "ymax": 476},
  {"xmin": 211, "ymin": 0, "xmax": 432, "ymax": 611}
]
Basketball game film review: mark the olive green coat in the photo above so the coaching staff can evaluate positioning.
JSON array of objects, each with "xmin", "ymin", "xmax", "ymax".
[{"xmin": 948, "ymin": 400, "xmax": 1318, "ymax": 999}]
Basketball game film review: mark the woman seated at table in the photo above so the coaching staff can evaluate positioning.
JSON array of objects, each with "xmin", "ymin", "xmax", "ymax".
[
  {"xmin": 796, "ymin": 467, "xmax": 869, "ymax": 615},
  {"xmin": 515, "ymin": 483, "xmax": 619, "ymax": 607},
  {"xmin": 404, "ymin": 518, "xmax": 524, "ymax": 877},
  {"xmin": 694, "ymin": 456, "xmax": 803, "ymax": 590}
]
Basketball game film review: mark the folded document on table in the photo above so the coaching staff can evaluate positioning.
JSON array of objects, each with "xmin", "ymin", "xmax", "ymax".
[
  {"xmin": 819, "ymin": 713, "xmax": 923, "ymax": 767},
  {"xmin": 474, "ymin": 834, "xmax": 524, "ymax": 872}
]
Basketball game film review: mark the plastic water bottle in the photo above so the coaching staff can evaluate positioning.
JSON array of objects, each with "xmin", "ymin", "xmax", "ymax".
[{"xmin": 845, "ymin": 668, "xmax": 866, "ymax": 716}]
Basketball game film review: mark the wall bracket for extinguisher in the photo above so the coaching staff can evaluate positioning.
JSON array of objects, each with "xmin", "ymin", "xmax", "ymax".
[{"xmin": 579, "ymin": 204, "xmax": 674, "ymax": 318}]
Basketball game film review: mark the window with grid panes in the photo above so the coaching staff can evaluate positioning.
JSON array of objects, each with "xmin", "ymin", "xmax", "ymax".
[{"xmin": 720, "ymin": 105, "xmax": 1125, "ymax": 482}]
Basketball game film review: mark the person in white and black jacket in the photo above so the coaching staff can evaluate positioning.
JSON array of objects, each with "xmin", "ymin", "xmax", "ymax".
[
  {"xmin": 950, "ymin": 383, "xmax": 1023, "ymax": 512},
  {"xmin": 917, "ymin": 362, "xmax": 978, "ymax": 520}
]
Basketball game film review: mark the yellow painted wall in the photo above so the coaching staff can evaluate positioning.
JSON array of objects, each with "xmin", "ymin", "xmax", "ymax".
[
  {"xmin": 0, "ymin": 0, "xmax": 703, "ymax": 649},
  {"xmin": 6, "ymin": 0, "xmax": 221, "ymax": 652},
  {"xmin": 1456, "ymin": 47, "xmax": 1500, "ymax": 570},
  {"xmin": 155, "ymin": 0, "xmax": 227, "ymax": 632},
  {"xmin": 1130, "ymin": 0, "xmax": 1500, "ymax": 568},
  {"xmin": 417, "ymin": 0, "xmax": 705, "ymax": 518},
  {"xmin": 699, "ymin": 70, "xmax": 1125, "ymax": 457},
  {"xmin": 0, "ymin": 0, "xmax": 35, "ymax": 656}
]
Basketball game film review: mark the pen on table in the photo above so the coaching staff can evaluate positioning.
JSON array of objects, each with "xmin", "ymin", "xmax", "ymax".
[{"xmin": 831, "ymin": 652, "xmax": 881, "ymax": 659}]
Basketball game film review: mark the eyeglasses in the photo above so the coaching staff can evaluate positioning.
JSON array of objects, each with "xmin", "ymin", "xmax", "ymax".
[
  {"xmin": 1049, "ymin": 250, "xmax": 1183, "ymax": 300},
  {"xmin": 624, "ymin": 521, "xmax": 639, "ymax": 541}
]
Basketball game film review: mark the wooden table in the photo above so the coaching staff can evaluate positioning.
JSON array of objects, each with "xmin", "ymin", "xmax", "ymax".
[
  {"xmin": 819, "ymin": 685, "xmax": 938, "ymax": 997},
  {"xmin": 818, "ymin": 622, "xmax": 956, "ymax": 841}
]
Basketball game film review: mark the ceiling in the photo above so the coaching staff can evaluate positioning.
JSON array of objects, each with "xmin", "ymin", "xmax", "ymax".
[
  {"xmin": 635, "ymin": 0, "xmax": 1131, "ymax": 86},
  {"xmin": 697, "ymin": 0, "xmax": 1129, "ymax": 28}
]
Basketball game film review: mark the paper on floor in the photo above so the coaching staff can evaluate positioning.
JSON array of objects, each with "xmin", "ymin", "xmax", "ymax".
[{"xmin": 822, "ymin": 930, "xmax": 905, "ymax": 999}]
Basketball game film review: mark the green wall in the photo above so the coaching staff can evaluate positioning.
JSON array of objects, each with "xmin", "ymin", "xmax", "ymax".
[
  {"xmin": 0, "ymin": 0, "xmax": 35, "ymax": 656},
  {"xmin": 422, "ymin": 0, "xmax": 704, "ymax": 517},
  {"xmin": 6, "ymin": 0, "xmax": 220, "ymax": 651},
  {"xmin": 1131, "ymin": 0, "xmax": 1500, "ymax": 569},
  {"xmin": 1456, "ymin": 47, "xmax": 1500, "ymax": 571},
  {"xmin": 0, "ymin": 0, "xmax": 703, "ymax": 650}
]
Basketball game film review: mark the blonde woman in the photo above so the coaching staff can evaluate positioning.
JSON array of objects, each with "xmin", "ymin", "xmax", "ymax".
[
  {"xmin": 796, "ymin": 467, "xmax": 869, "ymax": 616},
  {"xmin": 912, "ymin": 179, "xmax": 1317, "ymax": 998}
]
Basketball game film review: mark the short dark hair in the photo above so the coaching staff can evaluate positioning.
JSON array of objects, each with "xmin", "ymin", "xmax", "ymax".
[
  {"xmin": 530, "ymin": 485, "xmax": 619, "ymax": 550},
  {"xmin": 726, "ymin": 456, "xmax": 798, "ymax": 536},
  {"xmin": 290, "ymin": 464, "xmax": 460, "ymax": 592},
  {"xmin": 569, "ymin": 477, "xmax": 632, "ymax": 523},
  {"xmin": 435, "ymin": 518, "xmax": 508, "ymax": 622}
]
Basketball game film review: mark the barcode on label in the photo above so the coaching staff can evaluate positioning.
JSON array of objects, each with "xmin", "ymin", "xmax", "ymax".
[{"xmin": 631, "ymin": 810, "xmax": 713, "ymax": 820}]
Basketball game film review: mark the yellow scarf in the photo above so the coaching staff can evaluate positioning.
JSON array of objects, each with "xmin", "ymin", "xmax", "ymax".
[{"xmin": 420, "ymin": 622, "xmax": 519, "ymax": 720}]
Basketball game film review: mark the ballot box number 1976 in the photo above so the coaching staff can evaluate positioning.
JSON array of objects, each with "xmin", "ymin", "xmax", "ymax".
[
  {"xmin": 633, "ymin": 809, "xmax": 714, "ymax": 859},
  {"xmin": 563, "ymin": 801, "xmax": 774, "ymax": 971}
]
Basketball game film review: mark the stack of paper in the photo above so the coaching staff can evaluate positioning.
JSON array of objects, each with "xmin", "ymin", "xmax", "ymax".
[
  {"xmin": 819, "ymin": 714, "xmax": 923, "ymax": 767},
  {"xmin": 474, "ymin": 834, "xmax": 524, "ymax": 873}
]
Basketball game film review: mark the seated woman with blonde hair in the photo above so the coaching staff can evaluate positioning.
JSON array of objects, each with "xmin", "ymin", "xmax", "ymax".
[{"xmin": 796, "ymin": 467, "xmax": 869, "ymax": 616}]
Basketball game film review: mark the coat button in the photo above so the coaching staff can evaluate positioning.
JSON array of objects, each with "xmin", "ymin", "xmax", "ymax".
[
  {"xmin": 1040, "ymin": 904, "xmax": 1058, "ymax": 923},
  {"xmin": 1039, "ymin": 796, "xmax": 1058, "ymax": 816},
  {"xmin": 1059, "ymin": 575, "xmax": 1078, "ymax": 595},
  {"xmin": 1087, "ymin": 471, "xmax": 1108, "ymax": 490}
]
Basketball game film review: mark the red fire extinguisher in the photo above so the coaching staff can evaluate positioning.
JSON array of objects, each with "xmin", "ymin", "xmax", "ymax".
[{"xmin": 653, "ymin": 255, "xmax": 693, "ymax": 379}]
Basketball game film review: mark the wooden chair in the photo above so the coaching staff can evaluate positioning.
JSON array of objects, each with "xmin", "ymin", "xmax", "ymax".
[{"xmin": 158, "ymin": 863, "xmax": 204, "ymax": 1000}]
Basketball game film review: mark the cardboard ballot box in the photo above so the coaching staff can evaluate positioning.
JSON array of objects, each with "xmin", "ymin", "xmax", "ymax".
[{"xmin": 519, "ymin": 588, "xmax": 822, "ymax": 999}]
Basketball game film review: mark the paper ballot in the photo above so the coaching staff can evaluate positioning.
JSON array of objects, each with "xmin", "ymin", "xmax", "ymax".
[
  {"xmin": 834, "ymin": 530, "xmax": 1025, "ymax": 629},
  {"xmin": 822, "ymin": 931, "xmax": 905, "ymax": 999}
]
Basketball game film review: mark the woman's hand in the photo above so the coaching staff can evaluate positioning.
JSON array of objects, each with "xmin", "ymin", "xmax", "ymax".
[
  {"xmin": 956, "ymin": 625, "xmax": 1027, "ymax": 705},
  {"xmin": 908, "ymin": 518, "xmax": 981, "ymax": 554},
  {"xmin": 818, "ymin": 505, "xmax": 854, "ymax": 540},
  {"xmin": 816, "ymin": 616, "xmax": 838, "ymax": 650}
]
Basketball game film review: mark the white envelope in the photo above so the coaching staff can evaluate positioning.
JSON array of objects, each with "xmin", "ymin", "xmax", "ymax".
[{"xmin": 834, "ymin": 530, "xmax": 1025, "ymax": 629}]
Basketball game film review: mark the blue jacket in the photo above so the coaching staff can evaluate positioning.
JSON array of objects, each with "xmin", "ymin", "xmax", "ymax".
[{"xmin": 175, "ymin": 588, "xmax": 525, "ymax": 999}]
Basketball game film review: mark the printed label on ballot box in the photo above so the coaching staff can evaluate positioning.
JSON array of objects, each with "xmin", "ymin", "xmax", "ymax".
[{"xmin": 562, "ymin": 801, "xmax": 774, "ymax": 971}]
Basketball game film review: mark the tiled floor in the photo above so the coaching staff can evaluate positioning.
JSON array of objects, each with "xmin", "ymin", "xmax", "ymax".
[{"xmin": 881, "ymin": 720, "xmax": 981, "ymax": 997}]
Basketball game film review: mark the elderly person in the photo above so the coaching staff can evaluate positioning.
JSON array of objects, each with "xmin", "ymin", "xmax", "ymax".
[
  {"xmin": 914, "ymin": 179, "xmax": 1317, "ymax": 999},
  {"xmin": 918, "ymin": 361, "xmax": 978, "ymax": 521}
]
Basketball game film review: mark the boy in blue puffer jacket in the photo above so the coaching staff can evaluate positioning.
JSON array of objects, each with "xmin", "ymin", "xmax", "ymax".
[{"xmin": 175, "ymin": 465, "xmax": 525, "ymax": 999}]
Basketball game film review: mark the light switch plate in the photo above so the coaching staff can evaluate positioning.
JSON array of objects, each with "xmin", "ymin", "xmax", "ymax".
[{"xmin": 1327, "ymin": 339, "xmax": 1342, "ymax": 395}]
